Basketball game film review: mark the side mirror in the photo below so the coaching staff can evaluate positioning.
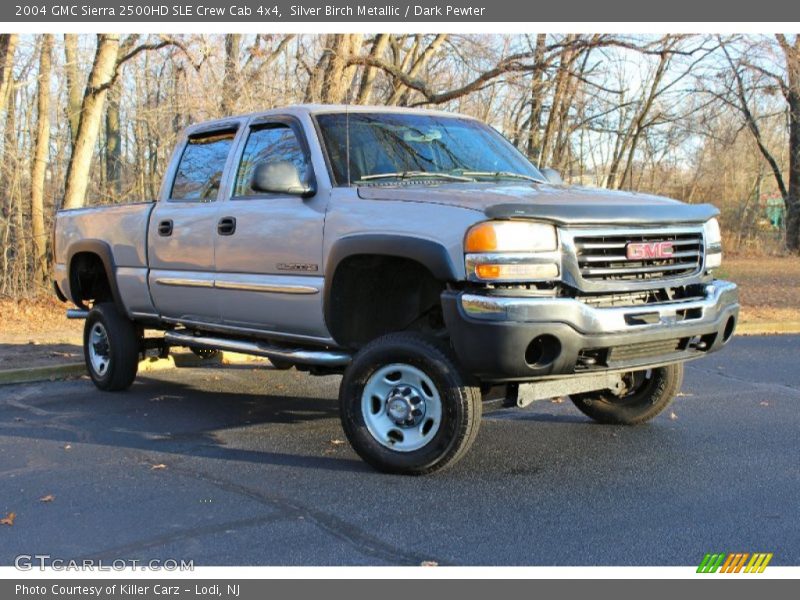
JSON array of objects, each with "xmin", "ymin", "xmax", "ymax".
[
  {"xmin": 540, "ymin": 167, "xmax": 563, "ymax": 185},
  {"xmin": 251, "ymin": 160, "xmax": 315, "ymax": 197}
]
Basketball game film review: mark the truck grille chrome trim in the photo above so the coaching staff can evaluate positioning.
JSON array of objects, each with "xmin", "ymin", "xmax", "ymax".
[
  {"xmin": 573, "ymin": 230, "xmax": 703, "ymax": 281},
  {"xmin": 460, "ymin": 280, "xmax": 739, "ymax": 335},
  {"xmin": 560, "ymin": 226, "xmax": 707, "ymax": 292}
]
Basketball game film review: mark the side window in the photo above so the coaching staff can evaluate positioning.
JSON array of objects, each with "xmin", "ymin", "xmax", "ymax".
[
  {"xmin": 234, "ymin": 125, "xmax": 308, "ymax": 197},
  {"xmin": 170, "ymin": 131, "xmax": 236, "ymax": 201}
]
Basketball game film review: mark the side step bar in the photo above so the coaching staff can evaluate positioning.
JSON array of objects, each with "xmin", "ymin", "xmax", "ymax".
[
  {"xmin": 163, "ymin": 331, "xmax": 351, "ymax": 367},
  {"xmin": 66, "ymin": 309, "xmax": 89, "ymax": 319}
]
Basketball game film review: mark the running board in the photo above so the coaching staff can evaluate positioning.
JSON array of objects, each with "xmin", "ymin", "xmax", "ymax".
[{"xmin": 163, "ymin": 331, "xmax": 351, "ymax": 367}]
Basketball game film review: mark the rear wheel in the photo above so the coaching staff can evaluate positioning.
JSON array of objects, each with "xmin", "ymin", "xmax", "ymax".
[
  {"xmin": 339, "ymin": 332, "xmax": 481, "ymax": 475},
  {"xmin": 83, "ymin": 303, "xmax": 140, "ymax": 391},
  {"xmin": 570, "ymin": 364, "xmax": 683, "ymax": 425}
]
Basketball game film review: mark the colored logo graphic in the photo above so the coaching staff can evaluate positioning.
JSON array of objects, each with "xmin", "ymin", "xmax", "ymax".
[{"xmin": 697, "ymin": 552, "xmax": 773, "ymax": 573}]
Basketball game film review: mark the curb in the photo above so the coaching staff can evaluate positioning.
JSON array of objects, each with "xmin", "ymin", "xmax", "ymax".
[
  {"xmin": 736, "ymin": 322, "xmax": 800, "ymax": 335},
  {"xmin": 0, "ymin": 351, "xmax": 273, "ymax": 386},
  {"xmin": 0, "ymin": 363, "xmax": 86, "ymax": 385}
]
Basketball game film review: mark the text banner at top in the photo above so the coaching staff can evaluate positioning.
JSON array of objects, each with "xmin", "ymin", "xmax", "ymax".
[{"xmin": 4, "ymin": 0, "xmax": 800, "ymax": 22}]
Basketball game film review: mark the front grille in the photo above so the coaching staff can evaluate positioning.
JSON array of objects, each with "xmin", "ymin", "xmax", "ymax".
[{"xmin": 574, "ymin": 231, "xmax": 704, "ymax": 282}]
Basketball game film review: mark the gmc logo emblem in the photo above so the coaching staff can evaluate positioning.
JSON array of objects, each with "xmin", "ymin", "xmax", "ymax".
[{"xmin": 626, "ymin": 241, "xmax": 674, "ymax": 260}]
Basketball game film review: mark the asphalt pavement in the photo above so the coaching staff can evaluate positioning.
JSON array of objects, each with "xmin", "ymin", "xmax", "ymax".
[{"xmin": 0, "ymin": 335, "xmax": 797, "ymax": 566}]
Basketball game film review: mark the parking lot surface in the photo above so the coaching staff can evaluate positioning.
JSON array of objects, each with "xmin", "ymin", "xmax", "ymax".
[{"xmin": 1, "ymin": 335, "xmax": 798, "ymax": 565}]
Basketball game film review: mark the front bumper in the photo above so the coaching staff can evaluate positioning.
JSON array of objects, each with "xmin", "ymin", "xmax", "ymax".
[{"xmin": 442, "ymin": 280, "xmax": 739, "ymax": 382}]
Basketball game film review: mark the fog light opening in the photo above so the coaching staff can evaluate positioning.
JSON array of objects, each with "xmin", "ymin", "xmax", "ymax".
[
  {"xmin": 525, "ymin": 335, "xmax": 561, "ymax": 368},
  {"xmin": 722, "ymin": 316, "xmax": 736, "ymax": 343}
]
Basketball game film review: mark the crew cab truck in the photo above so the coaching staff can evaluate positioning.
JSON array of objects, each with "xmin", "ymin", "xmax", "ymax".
[{"xmin": 54, "ymin": 105, "xmax": 740, "ymax": 474}]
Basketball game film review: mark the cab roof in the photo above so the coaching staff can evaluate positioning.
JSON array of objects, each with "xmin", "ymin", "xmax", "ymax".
[{"xmin": 184, "ymin": 104, "xmax": 479, "ymax": 135}]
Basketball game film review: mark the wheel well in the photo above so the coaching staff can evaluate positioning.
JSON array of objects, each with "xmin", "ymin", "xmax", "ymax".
[
  {"xmin": 327, "ymin": 255, "xmax": 446, "ymax": 349},
  {"xmin": 69, "ymin": 252, "xmax": 113, "ymax": 306}
]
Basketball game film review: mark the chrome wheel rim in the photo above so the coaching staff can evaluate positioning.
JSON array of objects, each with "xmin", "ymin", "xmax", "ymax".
[
  {"xmin": 88, "ymin": 322, "xmax": 111, "ymax": 377},
  {"xmin": 361, "ymin": 363, "xmax": 442, "ymax": 452}
]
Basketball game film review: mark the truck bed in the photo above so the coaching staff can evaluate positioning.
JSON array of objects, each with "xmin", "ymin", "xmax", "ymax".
[{"xmin": 53, "ymin": 202, "xmax": 156, "ymax": 316}]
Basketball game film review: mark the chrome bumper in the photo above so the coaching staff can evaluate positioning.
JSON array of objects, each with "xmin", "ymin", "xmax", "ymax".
[
  {"xmin": 442, "ymin": 280, "xmax": 739, "ymax": 382},
  {"xmin": 461, "ymin": 280, "xmax": 739, "ymax": 335}
]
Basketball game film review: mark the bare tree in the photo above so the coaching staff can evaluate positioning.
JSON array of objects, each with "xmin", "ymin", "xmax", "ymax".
[
  {"xmin": 64, "ymin": 34, "xmax": 83, "ymax": 146},
  {"xmin": 0, "ymin": 34, "xmax": 18, "ymax": 118},
  {"xmin": 715, "ymin": 35, "xmax": 800, "ymax": 250},
  {"xmin": 62, "ymin": 34, "xmax": 121, "ymax": 210},
  {"xmin": 31, "ymin": 34, "xmax": 53, "ymax": 285}
]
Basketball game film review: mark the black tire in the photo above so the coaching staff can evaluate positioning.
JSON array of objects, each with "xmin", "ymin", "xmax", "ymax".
[
  {"xmin": 339, "ymin": 332, "xmax": 481, "ymax": 475},
  {"xmin": 570, "ymin": 363, "xmax": 684, "ymax": 425},
  {"xmin": 83, "ymin": 303, "xmax": 140, "ymax": 391},
  {"xmin": 191, "ymin": 347, "xmax": 220, "ymax": 360}
]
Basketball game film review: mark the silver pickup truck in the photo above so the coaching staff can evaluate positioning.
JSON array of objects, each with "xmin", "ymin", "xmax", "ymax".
[{"xmin": 54, "ymin": 104, "xmax": 739, "ymax": 474}]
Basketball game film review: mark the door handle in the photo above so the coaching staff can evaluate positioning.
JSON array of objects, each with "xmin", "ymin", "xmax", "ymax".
[
  {"xmin": 157, "ymin": 219, "xmax": 173, "ymax": 236},
  {"xmin": 217, "ymin": 216, "xmax": 236, "ymax": 236}
]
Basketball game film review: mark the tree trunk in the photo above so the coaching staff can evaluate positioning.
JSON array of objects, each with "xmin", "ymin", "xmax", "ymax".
[
  {"xmin": 782, "ymin": 37, "xmax": 800, "ymax": 251},
  {"xmin": 31, "ymin": 34, "xmax": 53, "ymax": 285},
  {"xmin": 63, "ymin": 34, "xmax": 121, "ymax": 210},
  {"xmin": 539, "ymin": 38, "xmax": 576, "ymax": 167},
  {"xmin": 0, "ymin": 34, "xmax": 17, "ymax": 119},
  {"xmin": 320, "ymin": 34, "xmax": 363, "ymax": 103},
  {"xmin": 388, "ymin": 34, "xmax": 446, "ymax": 106},
  {"xmin": 356, "ymin": 34, "xmax": 389, "ymax": 104},
  {"xmin": 64, "ymin": 34, "xmax": 83, "ymax": 147},
  {"xmin": 0, "ymin": 60, "xmax": 17, "ymax": 294},
  {"xmin": 221, "ymin": 34, "xmax": 241, "ymax": 114},
  {"xmin": 526, "ymin": 34, "xmax": 547, "ymax": 162},
  {"xmin": 105, "ymin": 79, "xmax": 122, "ymax": 201}
]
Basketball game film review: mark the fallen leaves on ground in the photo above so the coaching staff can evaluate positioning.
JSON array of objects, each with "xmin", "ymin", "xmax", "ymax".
[
  {"xmin": 39, "ymin": 495, "xmax": 55, "ymax": 503},
  {"xmin": 324, "ymin": 439, "xmax": 347, "ymax": 455},
  {"xmin": 1, "ymin": 513, "xmax": 16, "ymax": 526}
]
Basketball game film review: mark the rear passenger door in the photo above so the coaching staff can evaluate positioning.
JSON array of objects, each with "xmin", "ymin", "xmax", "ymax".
[
  {"xmin": 213, "ymin": 118, "xmax": 328, "ymax": 339},
  {"xmin": 148, "ymin": 126, "xmax": 238, "ymax": 324}
]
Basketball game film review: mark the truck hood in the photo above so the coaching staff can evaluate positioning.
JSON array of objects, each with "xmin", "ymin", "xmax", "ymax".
[{"xmin": 356, "ymin": 182, "xmax": 718, "ymax": 226}]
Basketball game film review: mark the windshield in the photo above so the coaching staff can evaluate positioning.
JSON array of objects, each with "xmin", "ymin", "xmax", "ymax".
[{"xmin": 315, "ymin": 112, "xmax": 545, "ymax": 186}]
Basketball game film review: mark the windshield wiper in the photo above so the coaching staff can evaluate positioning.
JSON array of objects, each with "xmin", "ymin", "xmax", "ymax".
[
  {"xmin": 459, "ymin": 170, "xmax": 545, "ymax": 183},
  {"xmin": 358, "ymin": 171, "xmax": 474, "ymax": 182}
]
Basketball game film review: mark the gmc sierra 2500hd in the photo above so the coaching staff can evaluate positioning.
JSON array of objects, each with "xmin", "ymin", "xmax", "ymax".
[{"xmin": 54, "ymin": 105, "xmax": 739, "ymax": 474}]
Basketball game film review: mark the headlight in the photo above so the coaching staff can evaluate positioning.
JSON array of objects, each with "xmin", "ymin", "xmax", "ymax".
[
  {"xmin": 465, "ymin": 221, "xmax": 557, "ymax": 253},
  {"xmin": 704, "ymin": 218, "xmax": 722, "ymax": 270},
  {"xmin": 464, "ymin": 221, "xmax": 560, "ymax": 282}
]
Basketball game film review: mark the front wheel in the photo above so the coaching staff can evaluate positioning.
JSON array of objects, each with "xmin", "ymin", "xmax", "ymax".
[
  {"xmin": 339, "ymin": 333, "xmax": 481, "ymax": 475},
  {"xmin": 570, "ymin": 363, "xmax": 684, "ymax": 425},
  {"xmin": 83, "ymin": 303, "xmax": 141, "ymax": 391}
]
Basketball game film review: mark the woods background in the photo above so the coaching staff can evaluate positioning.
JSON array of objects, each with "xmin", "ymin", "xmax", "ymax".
[{"xmin": 0, "ymin": 32, "xmax": 798, "ymax": 299}]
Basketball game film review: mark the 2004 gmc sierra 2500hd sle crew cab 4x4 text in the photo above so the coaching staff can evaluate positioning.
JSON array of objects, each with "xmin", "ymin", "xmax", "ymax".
[{"xmin": 53, "ymin": 105, "xmax": 740, "ymax": 474}]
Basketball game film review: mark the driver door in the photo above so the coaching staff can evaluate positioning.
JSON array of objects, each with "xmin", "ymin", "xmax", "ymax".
[{"xmin": 213, "ymin": 118, "xmax": 328, "ymax": 339}]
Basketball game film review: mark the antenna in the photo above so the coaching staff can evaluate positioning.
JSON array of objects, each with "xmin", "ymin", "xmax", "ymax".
[{"xmin": 345, "ymin": 89, "xmax": 352, "ymax": 187}]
